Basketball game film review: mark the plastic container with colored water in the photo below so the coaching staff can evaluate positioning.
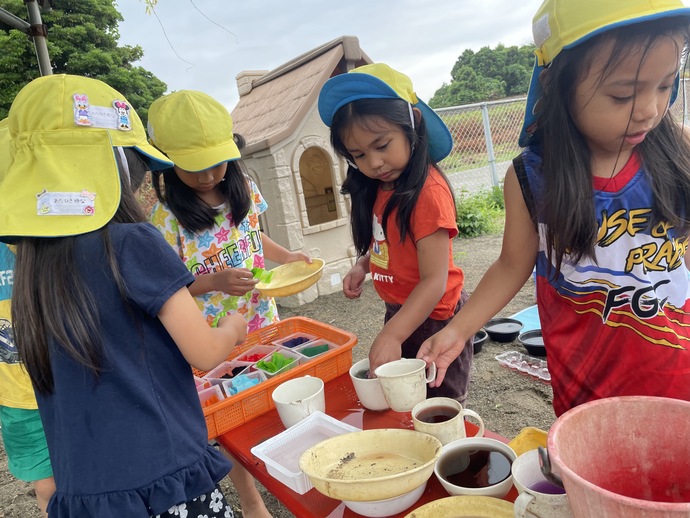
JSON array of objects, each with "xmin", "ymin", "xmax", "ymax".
[{"xmin": 548, "ymin": 395, "xmax": 690, "ymax": 517}]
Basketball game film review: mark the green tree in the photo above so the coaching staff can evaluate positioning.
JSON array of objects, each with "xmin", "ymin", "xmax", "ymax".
[
  {"xmin": 431, "ymin": 43, "xmax": 535, "ymax": 108},
  {"xmin": 0, "ymin": 0, "xmax": 166, "ymax": 122}
]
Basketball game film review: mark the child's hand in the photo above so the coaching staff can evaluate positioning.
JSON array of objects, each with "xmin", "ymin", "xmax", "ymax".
[
  {"xmin": 343, "ymin": 265, "xmax": 366, "ymax": 299},
  {"xmin": 368, "ymin": 333, "xmax": 402, "ymax": 377},
  {"xmin": 417, "ymin": 326, "xmax": 466, "ymax": 388},
  {"xmin": 214, "ymin": 268, "xmax": 259, "ymax": 296},
  {"xmin": 217, "ymin": 313, "xmax": 247, "ymax": 344}
]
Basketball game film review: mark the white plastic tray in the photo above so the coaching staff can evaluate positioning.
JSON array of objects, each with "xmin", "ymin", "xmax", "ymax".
[
  {"xmin": 495, "ymin": 350, "xmax": 551, "ymax": 382},
  {"xmin": 250, "ymin": 411, "xmax": 360, "ymax": 494}
]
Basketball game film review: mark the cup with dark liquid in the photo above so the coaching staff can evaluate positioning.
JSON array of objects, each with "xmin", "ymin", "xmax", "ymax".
[
  {"xmin": 434, "ymin": 437, "xmax": 517, "ymax": 498},
  {"xmin": 412, "ymin": 397, "xmax": 485, "ymax": 445},
  {"xmin": 349, "ymin": 358, "xmax": 389, "ymax": 411},
  {"xmin": 512, "ymin": 448, "xmax": 574, "ymax": 518}
]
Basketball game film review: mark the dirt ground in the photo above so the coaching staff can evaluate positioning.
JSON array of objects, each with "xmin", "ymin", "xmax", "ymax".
[{"xmin": 0, "ymin": 233, "xmax": 555, "ymax": 517}]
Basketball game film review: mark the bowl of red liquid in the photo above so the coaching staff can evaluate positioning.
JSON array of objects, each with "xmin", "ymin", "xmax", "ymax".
[{"xmin": 434, "ymin": 437, "xmax": 517, "ymax": 498}]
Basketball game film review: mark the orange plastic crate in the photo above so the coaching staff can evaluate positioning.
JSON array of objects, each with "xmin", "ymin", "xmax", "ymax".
[{"xmin": 194, "ymin": 317, "xmax": 357, "ymax": 440}]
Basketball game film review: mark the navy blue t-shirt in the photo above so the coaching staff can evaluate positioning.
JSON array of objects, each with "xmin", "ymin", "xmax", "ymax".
[{"xmin": 36, "ymin": 223, "xmax": 231, "ymax": 517}]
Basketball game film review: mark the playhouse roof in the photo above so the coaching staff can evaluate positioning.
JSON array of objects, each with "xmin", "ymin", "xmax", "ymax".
[{"xmin": 231, "ymin": 35, "xmax": 371, "ymax": 156}]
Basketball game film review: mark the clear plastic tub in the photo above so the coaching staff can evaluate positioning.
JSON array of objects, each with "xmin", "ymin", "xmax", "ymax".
[
  {"xmin": 194, "ymin": 376, "xmax": 211, "ymax": 391},
  {"xmin": 197, "ymin": 384, "xmax": 224, "ymax": 409},
  {"xmin": 202, "ymin": 360, "xmax": 251, "ymax": 380},
  {"xmin": 272, "ymin": 332, "xmax": 318, "ymax": 349},
  {"xmin": 495, "ymin": 351, "xmax": 551, "ymax": 382},
  {"xmin": 250, "ymin": 411, "xmax": 360, "ymax": 494},
  {"xmin": 222, "ymin": 371, "xmax": 266, "ymax": 396},
  {"xmin": 294, "ymin": 339, "xmax": 339, "ymax": 359},
  {"xmin": 234, "ymin": 345, "xmax": 279, "ymax": 363},
  {"xmin": 254, "ymin": 348, "xmax": 304, "ymax": 378}
]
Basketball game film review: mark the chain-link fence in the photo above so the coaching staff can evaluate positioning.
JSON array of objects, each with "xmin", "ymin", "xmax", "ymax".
[{"xmin": 437, "ymin": 78, "xmax": 690, "ymax": 196}]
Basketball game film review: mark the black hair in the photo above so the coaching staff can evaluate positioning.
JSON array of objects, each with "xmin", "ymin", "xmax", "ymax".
[
  {"xmin": 13, "ymin": 149, "xmax": 148, "ymax": 394},
  {"xmin": 533, "ymin": 16, "xmax": 690, "ymax": 277},
  {"xmin": 150, "ymin": 134, "xmax": 251, "ymax": 233},
  {"xmin": 331, "ymin": 98, "xmax": 454, "ymax": 257}
]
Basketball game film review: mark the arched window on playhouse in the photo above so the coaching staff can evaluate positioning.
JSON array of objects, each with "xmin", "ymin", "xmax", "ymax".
[{"xmin": 298, "ymin": 147, "xmax": 339, "ymax": 227}]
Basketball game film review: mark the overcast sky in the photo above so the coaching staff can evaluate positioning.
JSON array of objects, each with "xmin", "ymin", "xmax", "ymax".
[{"xmin": 116, "ymin": 0, "xmax": 540, "ymax": 110}]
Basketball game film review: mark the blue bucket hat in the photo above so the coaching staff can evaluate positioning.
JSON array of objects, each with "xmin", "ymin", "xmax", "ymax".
[{"xmin": 318, "ymin": 63, "xmax": 453, "ymax": 162}]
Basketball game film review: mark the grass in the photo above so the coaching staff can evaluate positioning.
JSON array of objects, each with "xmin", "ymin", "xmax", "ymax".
[{"xmin": 455, "ymin": 185, "xmax": 505, "ymax": 238}]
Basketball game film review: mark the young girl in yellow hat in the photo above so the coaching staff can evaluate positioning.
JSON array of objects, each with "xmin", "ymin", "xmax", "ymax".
[
  {"xmin": 148, "ymin": 90, "xmax": 311, "ymax": 333},
  {"xmin": 1, "ymin": 74, "xmax": 247, "ymax": 518},
  {"xmin": 419, "ymin": 0, "xmax": 690, "ymax": 416}
]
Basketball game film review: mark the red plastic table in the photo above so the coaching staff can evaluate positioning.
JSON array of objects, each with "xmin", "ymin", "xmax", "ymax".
[{"xmin": 217, "ymin": 372, "xmax": 517, "ymax": 517}]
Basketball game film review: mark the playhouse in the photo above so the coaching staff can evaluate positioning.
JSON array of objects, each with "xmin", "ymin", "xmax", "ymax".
[{"xmin": 231, "ymin": 36, "xmax": 372, "ymax": 306}]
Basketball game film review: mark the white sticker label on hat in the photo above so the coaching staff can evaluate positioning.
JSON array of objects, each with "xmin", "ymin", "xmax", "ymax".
[
  {"xmin": 36, "ymin": 190, "xmax": 96, "ymax": 216},
  {"xmin": 86, "ymin": 105, "xmax": 120, "ymax": 130}
]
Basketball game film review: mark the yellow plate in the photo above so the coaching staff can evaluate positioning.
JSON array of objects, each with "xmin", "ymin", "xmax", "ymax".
[
  {"xmin": 405, "ymin": 495, "xmax": 513, "ymax": 517},
  {"xmin": 508, "ymin": 426, "xmax": 548, "ymax": 457},
  {"xmin": 256, "ymin": 258, "xmax": 325, "ymax": 297}
]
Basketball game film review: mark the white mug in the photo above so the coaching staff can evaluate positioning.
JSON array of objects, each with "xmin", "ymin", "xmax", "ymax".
[
  {"xmin": 412, "ymin": 397, "xmax": 485, "ymax": 445},
  {"xmin": 271, "ymin": 376, "xmax": 325, "ymax": 428},
  {"xmin": 512, "ymin": 449, "xmax": 574, "ymax": 518},
  {"xmin": 374, "ymin": 358, "xmax": 436, "ymax": 412},
  {"xmin": 349, "ymin": 358, "xmax": 389, "ymax": 411}
]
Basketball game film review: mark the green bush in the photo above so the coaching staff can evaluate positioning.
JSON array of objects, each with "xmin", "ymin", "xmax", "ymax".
[{"xmin": 455, "ymin": 186, "xmax": 505, "ymax": 238}]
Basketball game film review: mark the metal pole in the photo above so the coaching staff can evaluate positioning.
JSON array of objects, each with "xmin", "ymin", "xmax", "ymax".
[
  {"xmin": 480, "ymin": 103, "xmax": 499, "ymax": 187},
  {"xmin": 24, "ymin": 0, "xmax": 52, "ymax": 76}
]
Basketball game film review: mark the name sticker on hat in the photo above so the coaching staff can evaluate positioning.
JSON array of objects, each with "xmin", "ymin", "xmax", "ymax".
[
  {"xmin": 72, "ymin": 94, "xmax": 131, "ymax": 132},
  {"xmin": 36, "ymin": 189, "xmax": 96, "ymax": 216}
]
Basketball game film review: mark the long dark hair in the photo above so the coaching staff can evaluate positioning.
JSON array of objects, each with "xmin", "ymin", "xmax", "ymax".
[
  {"xmin": 12, "ymin": 148, "xmax": 149, "ymax": 395},
  {"xmin": 151, "ymin": 135, "xmax": 251, "ymax": 233},
  {"xmin": 332, "ymin": 98, "xmax": 454, "ymax": 257},
  {"xmin": 534, "ymin": 17, "xmax": 690, "ymax": 277}
]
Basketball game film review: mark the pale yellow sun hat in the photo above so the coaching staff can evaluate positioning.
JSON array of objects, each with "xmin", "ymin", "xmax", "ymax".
[
  {"xmin": 0, "ymin": 74, "xmax": 172, "ymax": 240},
  {"xmin": 519, "ymin": 0, "xmax": 690, "ymax": 146},
  {"xmin": 147, "ymin": 90, "xmax": 241, "ymax": 172}
]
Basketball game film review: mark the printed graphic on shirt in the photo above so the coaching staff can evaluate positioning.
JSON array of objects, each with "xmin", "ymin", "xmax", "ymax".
[
  {"xmin": 370, "ymin": 214, "xmax": 389, "ymax": 269},
  {"xmin": 149, "ymin": 178, "xmax": 279, "ymax": 331},
  {"xmin": 0, "ymin": 317, "xmax": 18, "ymax": 365},
  {"xmin": 542, "ymin": 204, "xmax": 690, "ymax": 349}
]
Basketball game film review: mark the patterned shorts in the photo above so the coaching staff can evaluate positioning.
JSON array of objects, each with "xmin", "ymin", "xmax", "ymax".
[{"xmin": 153, "ymin": 485, "xmax": 234, "ymax": 518}]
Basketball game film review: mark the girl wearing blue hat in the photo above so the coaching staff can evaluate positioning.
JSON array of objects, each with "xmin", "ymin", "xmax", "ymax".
[
  {"xmin": 1, "ymin": 75, "xmax": 246, "ymax": 518},
  {"xmin": 419, "ymin": 0, "xmax": 690, "ymax": 416},
  {"xmin": 318, "ymin": 63, "xmax": 472, "ymax": 404}
]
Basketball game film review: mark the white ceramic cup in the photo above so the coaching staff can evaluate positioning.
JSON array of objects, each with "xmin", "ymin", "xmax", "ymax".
[
  {"xmin": 349, "ymin": 358, "xmax": 390, "ymax": 411},
  {"xmin": 512, "ymin": 449, "xmax": 574, "ymax": 518},
  {"xmin": 374, "ymin": 358, "xmax": 436, "ymax": 412},
  {"xmin": 434, "ymin": 437, "xmax": 517, "ymax": 499},
  {"xmin": 412, "ymin": 397, "xmax": 485, "ymax": 445},
  {"xmin": 271, "ymin": 376, "xmax": 325, "ymax": 428}
]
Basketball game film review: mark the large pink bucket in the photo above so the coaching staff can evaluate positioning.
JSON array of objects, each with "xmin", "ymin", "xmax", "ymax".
[{"xmin": 548, "ymin": 396, "xmax": 690, "ymax": 517}]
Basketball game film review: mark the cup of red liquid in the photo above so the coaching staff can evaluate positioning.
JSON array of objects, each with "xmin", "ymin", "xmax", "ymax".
[
  {"xmin": 512, "ymin": 448, "xmax": 574, "ymax": 518},
  {"xmin": 411, "ymin": 397, "xmax": 484, "ymax": 445}
]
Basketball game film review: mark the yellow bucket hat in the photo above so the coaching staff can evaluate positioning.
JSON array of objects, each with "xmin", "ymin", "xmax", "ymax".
[
  {"xmin": 0, "ymin": 74, "xmax": 172, "ymax": 240},
  {"xmin": 318, "ymin": 63, "xmax": 453, "ymax": 162},
  {"xmin": 0, "ymin": 118, "xmax": 8, "ymax": 176},
  {"xmin": 519, "ymin": 0, "xmax": 690, "ymax": 146},
  {"xmin": 147, "ymin": 90, "xmax": 241, "ymax": 172}
]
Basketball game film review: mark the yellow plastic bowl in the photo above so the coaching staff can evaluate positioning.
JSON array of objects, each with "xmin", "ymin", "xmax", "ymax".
[
  {"xmin": 256, "ymin": 258, "xmax": 325, "ymax": 297},
  {"xmin": 299, "ymin": 429, "xmax": 442, "ymax": 502},
  {"xmin": 404, "ymin": 495, "xmax": 514, "ymax": 517}
]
